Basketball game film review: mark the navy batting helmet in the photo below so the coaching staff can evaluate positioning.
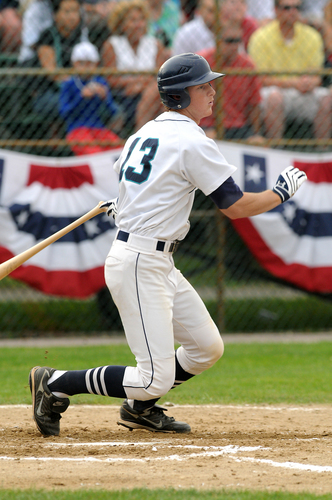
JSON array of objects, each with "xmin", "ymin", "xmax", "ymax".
[{"xmin": 157, "ymin": 53, "xmax": 224, "ymax": 110}]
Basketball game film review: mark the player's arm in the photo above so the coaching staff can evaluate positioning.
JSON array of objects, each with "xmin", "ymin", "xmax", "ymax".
[
  {"xmin": 221, "ymin": 190, "xmax": 280, "ymax": 219},
  {"xmin": 211, "ymin": 166, "xmax": 307, "ymax": 220}
]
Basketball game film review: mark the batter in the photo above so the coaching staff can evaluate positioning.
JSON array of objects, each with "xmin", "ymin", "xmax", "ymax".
[{"xmin": 29, "ymin": 53, "xmax": 307, "ymax": 436}]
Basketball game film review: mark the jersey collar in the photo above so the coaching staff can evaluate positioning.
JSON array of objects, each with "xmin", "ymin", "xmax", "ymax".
[{"xmin": 155, "ymin": 111, "xmax": 193, "ymax": 123}]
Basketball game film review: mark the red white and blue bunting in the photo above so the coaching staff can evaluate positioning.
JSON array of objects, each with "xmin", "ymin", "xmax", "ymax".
[
  {"xmin": 218, "ymin": 141, "xmax": 332, "ymax": 294},
  {"xmin": 0, "ymin": 149, "xmax": 120, "ymax": 297}
]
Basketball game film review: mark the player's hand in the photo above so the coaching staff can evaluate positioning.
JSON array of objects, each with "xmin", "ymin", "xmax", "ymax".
[
  {"xmin": 272, "ymin": 166, "xmax": 307, "ymax": 203},
  {"xmin": 100, "ymin": 198, "xmax": 118, "ymax": 219}
]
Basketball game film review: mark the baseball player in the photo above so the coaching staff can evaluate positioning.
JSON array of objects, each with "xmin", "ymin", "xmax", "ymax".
[{"xmin": 29, "ymin": 53, "xmax": 307, "ymax": 436}]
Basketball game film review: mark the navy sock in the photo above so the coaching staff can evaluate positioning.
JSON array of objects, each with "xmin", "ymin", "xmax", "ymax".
[
  {"xmin": 48, "ymin": 366, "xmax": 127, "ymax": 399},
  {"xmin": 173, "ymin": 350, "xmax": 195, "ymax": 388},
  {"xmin": 132, "ymin": 350, "xmax": 195, "ymax": 412}
]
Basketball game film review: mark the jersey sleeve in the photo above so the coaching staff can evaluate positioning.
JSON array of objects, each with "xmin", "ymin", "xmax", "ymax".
[
  {"xmin": 209, "ymin": 176, "xmax": 243, "ymax": 209},
  {"xmin": 180, "ymin": 132, "xmax": 237, "ymax": 196}
]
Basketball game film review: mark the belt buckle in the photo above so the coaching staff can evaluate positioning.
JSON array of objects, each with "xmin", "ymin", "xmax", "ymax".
[{"xmin": 169, "ymin": 241, "xmax": 179, "ymax": 253}]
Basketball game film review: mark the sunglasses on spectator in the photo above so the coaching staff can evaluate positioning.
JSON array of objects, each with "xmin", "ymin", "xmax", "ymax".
[
  {"xmin": 222, "ymin": 37, "xmax": 242, "ymax": 44},
  {"xmin": 278, "ymin": 4, "xmax": 301, "ymax": 10}
]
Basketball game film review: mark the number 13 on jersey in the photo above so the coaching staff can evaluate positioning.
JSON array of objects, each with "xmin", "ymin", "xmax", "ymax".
[{"xmin": 119, "ymin": 137, "xmax": 159, "ymax": 185}]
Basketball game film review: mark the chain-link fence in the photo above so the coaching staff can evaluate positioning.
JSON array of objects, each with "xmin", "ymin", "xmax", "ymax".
[{"xmin": 0, "ymin": 0, "xmax": 332, "ymax": 337}]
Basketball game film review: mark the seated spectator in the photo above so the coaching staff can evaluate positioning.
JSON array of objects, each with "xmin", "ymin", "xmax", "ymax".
[
  {"xmin": 18, "ymin": 0, "xmax": 110, "ymax": 66},
  {"xmin": 248, "ymin": 0, "xmax": 332, "ymax": 139},
  {"xmin": 219, "ymin": 0, "xmax": 259, "ymax": 52},
  {"xmin": 33, "ymin": 0, "xmax": 88, "ymax": 117},
  {"xmin": 59, "ymin": 41, "xmax": 123, "ymax": 155},
  {"xmin": 101, "ymin": 0, "xmax": 169, "ymax": 136},
  {"xmin": 172, "ymin": 0, "xmax": 216, "ymax": 55},
  {"xmin": 246, "ymin": 0, "xmax": 275, "ymax": 26},
  {"xmin": 0, "ymin": 0, "xmax": 21, "ymax": 53},
  {"xmin": 146, "ymin": 0, "xmax": 181, "ymax": 48},
  {"xmin": 199, "ymin": 22, "xmax": 263, "ymax": 143}
]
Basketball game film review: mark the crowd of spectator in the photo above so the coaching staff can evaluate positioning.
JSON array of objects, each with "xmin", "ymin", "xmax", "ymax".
[{"xmin": 2, "ymin": 0, "xmax": 332, "ymax": 151}]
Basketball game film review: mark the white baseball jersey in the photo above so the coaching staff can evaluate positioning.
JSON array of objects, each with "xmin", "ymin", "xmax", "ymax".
[
  {"xmin": 113, "ymin": 111, "xmax": 236, "ymax": 241},
  {"xmin": 106, "ymin": 110, "xmax": 234, "ymax": 402}
]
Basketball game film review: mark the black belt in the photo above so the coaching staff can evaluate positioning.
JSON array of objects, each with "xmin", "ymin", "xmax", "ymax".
[{"xmin": 116, "ymin": 230, "xmax": 179, "ymax": 253}]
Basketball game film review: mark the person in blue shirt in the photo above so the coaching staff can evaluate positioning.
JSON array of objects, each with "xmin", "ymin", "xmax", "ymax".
[{"xmin": 59, "ymin": 40, "xmax": 123, "ymax": 155}]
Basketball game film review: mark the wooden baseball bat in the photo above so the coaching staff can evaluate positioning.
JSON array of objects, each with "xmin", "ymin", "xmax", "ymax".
[{"xmin": 0, "ymin": 201, "xmax": 106, "ymax": 281}]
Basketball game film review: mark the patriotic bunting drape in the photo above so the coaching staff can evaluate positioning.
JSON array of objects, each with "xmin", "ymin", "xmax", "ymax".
[
  {"xmin": 0, "ymin": 143, "xmax": 331, "ymax": 297},
  {"xmin": 0, "ymin": 149, "xmax": 120, "ymax": 297},
  {"xmin": 219, "ymin": 142, "xmax": 332, "ymax": 294}
]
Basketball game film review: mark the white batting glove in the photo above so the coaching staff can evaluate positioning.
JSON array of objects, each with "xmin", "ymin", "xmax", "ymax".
[
  {"xmin": 100, "ymin": 198, "xmax": 118, "ymax": 219},
  {"xmin": 272, "ymin": 166, "xmax": 307, "ymax": 203}
]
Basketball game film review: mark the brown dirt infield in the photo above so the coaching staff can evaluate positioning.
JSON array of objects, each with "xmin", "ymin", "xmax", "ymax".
[{"xmin": 1, "ymin": 404, "xmax": 332, "ymax": 494}]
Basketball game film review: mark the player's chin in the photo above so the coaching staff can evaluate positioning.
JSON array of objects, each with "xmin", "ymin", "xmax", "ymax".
[{"xmin": 202, "ymin": 108, "xmax": 213, "ymax": 118}]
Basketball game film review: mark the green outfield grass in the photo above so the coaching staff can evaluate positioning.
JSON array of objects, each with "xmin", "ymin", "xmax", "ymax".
[
  {"xmin": 1, "ymin": 341, "xmax": 332, "ymax": 500},
  {"xmin": 1, "ymin": 341, "xmax": 332, "ymax": 406}
]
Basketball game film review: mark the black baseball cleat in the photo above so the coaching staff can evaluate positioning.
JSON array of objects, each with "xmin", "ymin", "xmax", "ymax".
[
  {"xmin": 29, "ymin": 366, "xmax": 70, "ymax": 437},
  {"xmin": 117, "ymin": 400, "xmax": 191, "ymax": 433}
]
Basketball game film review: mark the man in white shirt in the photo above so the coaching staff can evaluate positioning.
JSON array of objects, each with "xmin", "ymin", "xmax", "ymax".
[{"xmin": 172, "ymin": 0, "xmax": 215, "ymax": 55}]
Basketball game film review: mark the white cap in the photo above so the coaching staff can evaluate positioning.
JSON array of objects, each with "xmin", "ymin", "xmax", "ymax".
[{"xmin": 71, "ymin": 41, "xmax": 100, "ymax": 63}]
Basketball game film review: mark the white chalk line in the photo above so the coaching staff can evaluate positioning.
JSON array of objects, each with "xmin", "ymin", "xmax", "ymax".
[
  {"xmin": 1, "ymin": 443, "xmax": 332, "ymax": 473},
  {"xmin": 232, "ymin": 456, "xmax": 332, "ymax": 473},
  {"xmin": 45, "ymin": 443, "xmax": 266, "ymax": 453},
  {"xmin": 2, "ymin": 405, "xmax": 332, "ymax": 473},
  {"xmin": 0, "ymin": 445, "xmax": 267, "ymax": 464}
]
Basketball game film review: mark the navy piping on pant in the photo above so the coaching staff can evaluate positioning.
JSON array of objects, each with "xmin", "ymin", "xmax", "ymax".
[{"xmin": 123, "ymin": 252, "xmax": 154, "ymax": 391}]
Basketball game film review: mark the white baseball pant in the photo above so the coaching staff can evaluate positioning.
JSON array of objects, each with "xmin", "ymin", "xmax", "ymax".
[{"xmin": 104, "ymin": 233, "xmax": 224, "ymax": 401}]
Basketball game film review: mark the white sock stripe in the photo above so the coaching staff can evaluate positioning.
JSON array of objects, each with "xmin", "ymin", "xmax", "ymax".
[
  {"xmin": 48, "ymin": 370, "xmax": 67, "ymax": 386},
  {"xmin": 93, "ymin": 367, "xmax": 103, "ymax": 396},
  {"xmin": 100, "ymin": 366, "xmax": 109, "ymax": 397},
  {"xmin": 85, "ymin": 369, "xmax": 93, "ymax": 394}
]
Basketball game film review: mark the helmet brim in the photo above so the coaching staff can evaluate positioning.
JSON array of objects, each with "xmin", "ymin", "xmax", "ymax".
[
  {"xmin": 159, "ymin": 71, "xmax": 224, "ymax": 93},
  {"xmin": 187, "ymin": 70, "xmax": 225, "ymax": 87}
]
